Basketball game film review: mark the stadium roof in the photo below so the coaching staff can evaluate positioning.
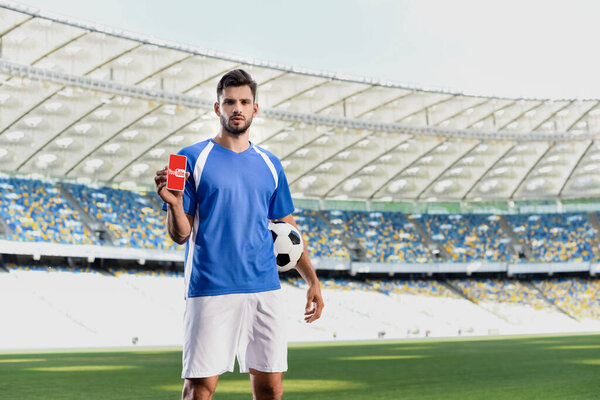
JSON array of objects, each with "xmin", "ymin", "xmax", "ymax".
[{"xmin": 1, "ymin": 2, "xmax": 600, "ymax": 203}]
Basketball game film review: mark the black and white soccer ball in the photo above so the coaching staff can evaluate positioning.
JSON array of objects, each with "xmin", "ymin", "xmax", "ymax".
[{"xmin": 269, "ymin": 221, "xmax": 304, "ymax": 272}]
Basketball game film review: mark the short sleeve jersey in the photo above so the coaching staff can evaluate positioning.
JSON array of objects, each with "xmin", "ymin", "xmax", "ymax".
[{"xmin": 163, "ymin": 139, "xmax": 294, "ymax": 298}]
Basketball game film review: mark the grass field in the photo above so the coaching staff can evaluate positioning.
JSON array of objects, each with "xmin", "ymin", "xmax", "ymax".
[{"xmin": 1, "ymin": 333, "xmax": 600, "ymax": 399}]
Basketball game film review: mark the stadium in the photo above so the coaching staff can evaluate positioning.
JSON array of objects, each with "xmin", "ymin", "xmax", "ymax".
[{"xmin": 1, "ymin": 2, "xmax": 600, "ymax": 399}]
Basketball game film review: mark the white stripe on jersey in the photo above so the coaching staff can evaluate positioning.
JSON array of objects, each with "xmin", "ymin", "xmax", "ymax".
[
  {"xmin": 193, "ymin": 141, "xmax": 214, "ymax": 190},
  {"xmin": 184, "ymin": 213, "xmax": 199, "ymax": 299},
  {"xmin": 253, "ymin": 146, "xmax": 278, "ymax": 189},
  {"xmin": 184, "ymin": 141, "xmax": 214, "ymax": 299}
]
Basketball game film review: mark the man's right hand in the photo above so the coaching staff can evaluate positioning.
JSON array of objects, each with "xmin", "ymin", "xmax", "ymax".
[
  {"xmin": 156, "ymin": 166, "xmax": 194, "ymax": 244},
  {"xmin": 154, "ymin": 165, "xmax": 190, "ymax": 206}
]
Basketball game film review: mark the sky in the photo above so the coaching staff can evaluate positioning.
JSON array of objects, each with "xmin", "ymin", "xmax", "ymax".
[{"xmin": 12, "ymin": 0, "xmax": 600, "ymax": 100}]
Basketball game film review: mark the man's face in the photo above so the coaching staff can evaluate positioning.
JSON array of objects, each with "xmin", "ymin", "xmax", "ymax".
[{"xmin": 215, "ymin": 85, "xmax": 258, "ymax": 136}]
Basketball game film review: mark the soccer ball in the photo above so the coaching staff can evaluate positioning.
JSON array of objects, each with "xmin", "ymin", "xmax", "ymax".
[{"xmin": 269, "ymin": 221, "xmax": 304, "ymax": 272}]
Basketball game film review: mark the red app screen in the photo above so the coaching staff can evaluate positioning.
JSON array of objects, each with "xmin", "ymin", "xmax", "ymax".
[{"xmin": 167, "ymin": 154, "xmax": 187, "ymax": 191}]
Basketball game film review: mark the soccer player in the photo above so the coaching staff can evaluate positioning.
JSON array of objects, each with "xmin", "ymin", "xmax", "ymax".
[{"xmin": 154, "ymin": 69, "xmax": 324, "ymax": 400}]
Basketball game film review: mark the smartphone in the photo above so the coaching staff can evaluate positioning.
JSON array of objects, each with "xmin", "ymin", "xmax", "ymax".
[{"xmin": 167, "ymin": 154, "xmax": 187, "ymax": 191}]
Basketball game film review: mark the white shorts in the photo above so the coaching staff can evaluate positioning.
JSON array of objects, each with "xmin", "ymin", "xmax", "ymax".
[{"xmin": 182, "ymin": 289, "xmax": 287, "ymax": 378}]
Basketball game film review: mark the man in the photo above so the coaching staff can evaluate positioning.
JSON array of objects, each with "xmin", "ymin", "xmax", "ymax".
[{"xmin": 154, "ymin": 69, "xmax": 324, "ymax": 400}]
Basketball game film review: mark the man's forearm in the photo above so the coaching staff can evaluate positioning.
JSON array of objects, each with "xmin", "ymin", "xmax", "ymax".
[
  {"xmin": 295, "ymin": 246, "xmax": 319, "ymax": 286},
  {"xmin": 166, "ymin": 202, "xmax": 192, "ymax": 244},
  {"xmin": 295, "ymin": 237, "xmax": 324, "ymax": 323},
  {"xmin": 275, "ymin": 214, "xmax": 319, "ymax": 286},
  {"xmin": 274, "ymin": 213, "xmax": 323, "ymax": 323}
]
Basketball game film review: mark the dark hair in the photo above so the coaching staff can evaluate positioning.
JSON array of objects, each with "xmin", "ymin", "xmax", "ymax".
[{"xmin": 216, "ymin": 69, "xmax": 257, "ymax": 102}]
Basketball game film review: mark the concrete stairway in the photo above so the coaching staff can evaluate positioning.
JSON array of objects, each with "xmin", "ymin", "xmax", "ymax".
[
  {"xmin": 587, "ymin": 212, "xmax": 600, "ymax": 239},
  {"xmin": 442, "ymin": 279, "xmax": 511, "ymax": 323},
  {"xmin": 0, "ymin": 215, "xmax": 12, "ymax": 238},
  {"xmin": 523, "ymin": 280, "xmax": 577, "ymax": 321},
  {"xmin": 498, "ymin": 215, "xmax": 532, "ymax": 260},
  {"xmin": 408, "ymin": 216, "xmax": 451, "ymax": 261},
  {"xmin": 57, "ymin": 183, "xmax": 117, "ymax": 245},
  {"xmin": 316, "ymin": 211, "xmax": 367, "ymax": 261}
]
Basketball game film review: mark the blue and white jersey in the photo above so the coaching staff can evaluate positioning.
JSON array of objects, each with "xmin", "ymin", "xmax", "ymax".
[{"xmin": 163, "ymin": 139, "xmax": 294, "ymax": 298}]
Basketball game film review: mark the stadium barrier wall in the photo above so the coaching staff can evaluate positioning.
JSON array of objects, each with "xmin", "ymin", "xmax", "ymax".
[
  {"xmin": 351, "ymin": 261, "xmax": 598, "ymax": 276},
  {"xmin": 312, "ymin": 258, "xmax": 351, "ymax": 271},
  {"xmin": 507, "ymin": 262, "xmax": 590, "ymax": 276},
  {"xmin": 0, "ymin": 239, "xmax": 183, "ymax": 263},
  {"xmin": 351, "ymin": 261, "xmax": 507, "ymax": 275}
]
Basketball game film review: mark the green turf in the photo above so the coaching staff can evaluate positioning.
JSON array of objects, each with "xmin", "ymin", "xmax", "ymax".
[{"xmin": 1, "ymin": 334, "xmax": 600, "ymax": 399}]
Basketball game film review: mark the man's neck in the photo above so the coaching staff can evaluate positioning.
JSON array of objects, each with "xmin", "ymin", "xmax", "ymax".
[{"xmin": 213, "ymin": 130, "xmax": 251, "ymax": 153}]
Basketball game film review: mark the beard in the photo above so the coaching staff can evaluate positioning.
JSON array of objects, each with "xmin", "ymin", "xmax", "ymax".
[{"xmin": 220, "ymin": 114, "xmax": 253, "ymax": 136}]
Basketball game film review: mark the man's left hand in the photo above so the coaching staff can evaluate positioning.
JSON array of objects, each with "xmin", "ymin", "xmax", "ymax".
[{"xmin": 304, "ymin": 283, "xmax": 324, "ymax": 323}]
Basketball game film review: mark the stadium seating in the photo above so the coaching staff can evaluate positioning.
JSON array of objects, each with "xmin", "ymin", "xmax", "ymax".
[
  {"xmin": 288, "ymin": 277, "xmax": 373, "ymax": 292},
  {"xmin": 0, "ymin": 264, "xmax": 183, "ymax": 348},
  {"xmin": 534, "ymin": 277, "xmax": 600, "ymax": 320},
  {"xmin": 293, "ymin": 209, "xmax": 350, "ymax": 259},
  {"xmin": 65, "ymin": 183, "xmax": 180, "ymax": 250},
  {"xmin": 282, "ymin": 275, "xmax": 599, "ymax": 340},
  {"xmin": 2, "ymin": 265, "xmax": 599, "ymax": 348},
  {"xmin": 322, "ymin": 210, "xmax": 434, "ymax": 263},
  {"xmin": 506, "ymin": 213, "xmax": 600, "ymax": 262},
  {"xmin": 288, "ymin": 277, "xmax": 460, "ymax": 299},
  {"xmin": 449, "ymin": 279, "xmax": 549, "ymax": 309},
  {"xmin": 291, "ymin": 277, "xmax": 459, "ymax": 298},
  {"xmin": 0, "ymin": 177, "xmax": 96, "ymax": 244},
  {"xmin": 446, "ymin": 277, "xmax": 593, "ymax": 329},
  {"xmin": 369, "ymin": 279, "xmax": 461, "ymax": 298},
  {"xmin": 4, "ymin": 177, "xmax": 600, "ymax": 265},
  {"xmin": 420, "ymin": 214, "xmax": 515, "ymax": 262}
]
